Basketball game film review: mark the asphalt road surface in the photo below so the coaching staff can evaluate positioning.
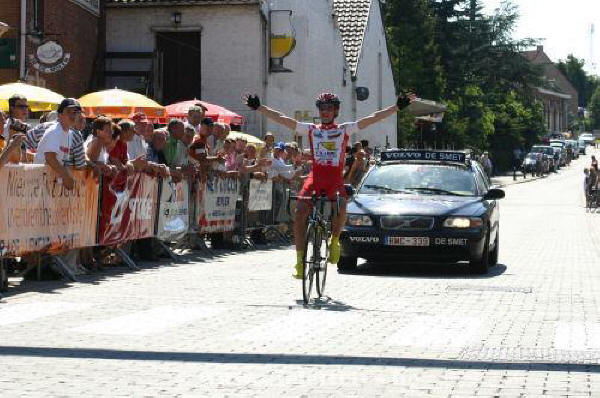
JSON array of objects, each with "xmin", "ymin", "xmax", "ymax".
[{"xmin": 0, "ymin": 150, "xmax": 598, "ymax": 397}]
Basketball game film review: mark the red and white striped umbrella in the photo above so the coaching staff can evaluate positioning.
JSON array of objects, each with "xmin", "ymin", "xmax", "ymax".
[{"xmin": 163, "ymin": 99, "xmax": 244, "ymax": 125}]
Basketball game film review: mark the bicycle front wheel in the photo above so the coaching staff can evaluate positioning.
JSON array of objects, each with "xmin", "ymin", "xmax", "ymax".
[
  {"xmin": 302, "ymin": 223, "xmax": 317, "ymax": 304},
  {"xmin": 315, "ymin": 225, "xmax": 329, "ymax": 298}
]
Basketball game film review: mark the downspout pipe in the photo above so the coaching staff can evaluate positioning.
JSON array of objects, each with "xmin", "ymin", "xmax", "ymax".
[
  {"xmin": 351, "ymin": 74, "xmax": 357, "ymax": 142},
  {"xmin": 20, "ymin": 0, "xmax": 26, "ymax": 80}
]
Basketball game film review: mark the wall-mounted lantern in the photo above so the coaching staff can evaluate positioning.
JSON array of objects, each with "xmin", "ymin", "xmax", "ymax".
[
  {"xmin": 270, "ymin": 10, "xmax": 296, "ymax": 73},
  {"xmin": 356, "ymin": 87, "xmax": 369, "ymax": 101},
  {"xmin": 171, "ymin": 12, "xmax": 182, "ymax": 25}
]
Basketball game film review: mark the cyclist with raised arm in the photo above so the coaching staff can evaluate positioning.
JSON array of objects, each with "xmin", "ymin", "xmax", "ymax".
[{"xmin": 243, "ymin": 91, "xmax": 415, "ymax": 278}]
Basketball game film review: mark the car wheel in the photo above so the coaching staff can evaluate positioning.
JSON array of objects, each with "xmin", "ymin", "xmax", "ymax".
[
  {"xmin": 469, "ymin": 230, "xmax": 490, "ymax": 275},
  {"xmin": 337, "ymin": 256, "xmax": 358, "ymax": 272},
  {"xmin": 490, "ymin": 231, "xmax": 499, "ymax": 266}
]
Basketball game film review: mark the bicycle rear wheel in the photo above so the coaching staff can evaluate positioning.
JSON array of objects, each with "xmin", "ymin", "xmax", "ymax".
[
  {"xmin": 315, "ymin": 225, "xmax": 329, "ymax": 298},
  {"xmin": 302, "ymin": 223, "xmax": 317, "ymax": 304}
]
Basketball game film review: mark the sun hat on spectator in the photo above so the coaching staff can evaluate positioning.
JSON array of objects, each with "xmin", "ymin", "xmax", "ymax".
[
  {"xmin": 132, "ymin": 112, "xmax": 149, "ymax": 124},
  {"xmin": 274, "ymin": 141, "xmax": 286, "ymax": 151}
]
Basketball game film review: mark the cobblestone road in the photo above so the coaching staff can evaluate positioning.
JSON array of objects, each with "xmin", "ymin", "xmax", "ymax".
[{"xmin": 0, "ymin": 151, "xmax": 599, "ymax": 397}]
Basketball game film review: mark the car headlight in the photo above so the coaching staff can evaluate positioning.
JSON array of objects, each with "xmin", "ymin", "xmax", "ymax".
[
  {"xmin": 443, "ymin": 217, "xmax": 483, "ymax": 228},
  {"xmin": 346, "ymin": 214, "xmax": 373, "ymax": 226}
]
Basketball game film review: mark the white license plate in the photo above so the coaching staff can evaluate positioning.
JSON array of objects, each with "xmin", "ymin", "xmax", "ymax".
[{"xmin": 385, "ymin": 237, "xmax": 430, "ymax": 247}]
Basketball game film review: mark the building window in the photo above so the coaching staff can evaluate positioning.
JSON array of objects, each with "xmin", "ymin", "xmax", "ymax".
[{"xmin": 0, "ymin": 39, "xmax": 18, "ymax": 69}]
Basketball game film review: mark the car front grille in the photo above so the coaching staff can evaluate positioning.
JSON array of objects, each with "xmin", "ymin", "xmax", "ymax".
[{"xmin": 380, "ymin": 216, "xmax": 435, "ymax": 230}]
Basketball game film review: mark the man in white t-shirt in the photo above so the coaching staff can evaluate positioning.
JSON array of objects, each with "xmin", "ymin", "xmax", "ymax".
[
  {"xmin": 128, "ymin": 112, "xmax": 150, "ymax": 160},
  {"xmin": 33, "ymin": 98, "xmax": 82, "ymax": 190},
  {"xmin": 244, "ymin": 91, "xmax": 415, "ymax": 278}
]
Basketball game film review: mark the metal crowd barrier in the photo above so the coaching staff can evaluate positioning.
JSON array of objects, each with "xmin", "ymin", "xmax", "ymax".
[{"xmin": 0, "ymin": 165, "xmax": 291, "ymax": 296}]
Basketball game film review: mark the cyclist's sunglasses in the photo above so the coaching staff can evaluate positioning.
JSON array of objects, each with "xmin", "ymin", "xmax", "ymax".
[{"xmin": 317, "ymin": 104, "xmax": 337, "ymax": 112}]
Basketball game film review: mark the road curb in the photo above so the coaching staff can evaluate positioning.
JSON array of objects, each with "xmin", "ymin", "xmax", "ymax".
[{"xmin": 493, "ymin": 174, "xmax": 547, "ymax": 188}]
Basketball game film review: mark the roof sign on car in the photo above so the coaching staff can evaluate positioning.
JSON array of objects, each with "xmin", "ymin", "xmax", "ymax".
[{"xmin": 381, "ymin": 150, "xmax": 467, "ymax": 163}]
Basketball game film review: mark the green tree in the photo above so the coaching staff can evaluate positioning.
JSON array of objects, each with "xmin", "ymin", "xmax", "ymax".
[
  {"xmin": 556, "ymin": 55, "xmax": 598, "ymax": 107},
  {"xmin": 382, "ymin": 0, "xmax": 445, "ymax": 100},
  {"xmin": 440, "ymin": 85, "xmax": 494, "ymax": 151},
  {"xmin": 589, "ymin": 85, "xmax": 600, "ymax": 129}
]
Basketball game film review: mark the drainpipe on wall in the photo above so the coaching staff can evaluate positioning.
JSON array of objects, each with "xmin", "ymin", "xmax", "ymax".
[
  {"xmin": 19, "ymin": 0, "xmax": 26, "ymax": 80},
  {"xmin": 351, "ymin": 74, "xmax": 358, "ymax": 142}
]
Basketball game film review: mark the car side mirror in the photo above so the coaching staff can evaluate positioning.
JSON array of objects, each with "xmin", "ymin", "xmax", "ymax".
[{"xmin": 483, "ymin": 188, "xmax": 505, "ymax": 200}]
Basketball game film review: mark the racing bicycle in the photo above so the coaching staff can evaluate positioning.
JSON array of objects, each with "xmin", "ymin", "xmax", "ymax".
[{"xmin": 290, "ymin": 191, "xmax": 340, "ymax": 304}]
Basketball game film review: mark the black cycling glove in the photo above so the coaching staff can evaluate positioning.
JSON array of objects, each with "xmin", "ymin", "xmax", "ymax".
[{"xmin": 246, "ymin": 94, "xmax": 261, "ymax": 110}]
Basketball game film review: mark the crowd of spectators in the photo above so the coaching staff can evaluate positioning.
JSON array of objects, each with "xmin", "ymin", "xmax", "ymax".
[{"xmin": 0, "ymin": 93, "xmax": 378, "ymax": 272}]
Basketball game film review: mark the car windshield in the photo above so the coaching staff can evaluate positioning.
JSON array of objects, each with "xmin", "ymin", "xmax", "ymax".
[
  {"xmin": 359, "ymin": 164, "xmax": 478, "ymax": 196},
  {"xmin": 526, "ymin": 153, "xmax": 537, "ymax": 159},
  {"xmin": 532, "ymin": 146, "xmax": 552, "ymax": 154}
]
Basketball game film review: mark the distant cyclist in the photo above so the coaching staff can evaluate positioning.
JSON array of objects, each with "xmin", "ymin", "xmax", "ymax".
[{"xmin": 243, "ymin": 91, "xmax": 415, "ymax": 278}]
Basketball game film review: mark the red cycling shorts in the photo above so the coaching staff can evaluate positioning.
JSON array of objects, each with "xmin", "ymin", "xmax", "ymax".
[{"xmin": 298, "ymin": 172, "xmax": 347, "ymax": 200}]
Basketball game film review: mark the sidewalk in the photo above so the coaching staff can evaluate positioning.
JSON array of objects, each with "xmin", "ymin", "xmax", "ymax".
[{"xmin": 491, "ymin": 171, "xmax": 545, "ymax": 188}]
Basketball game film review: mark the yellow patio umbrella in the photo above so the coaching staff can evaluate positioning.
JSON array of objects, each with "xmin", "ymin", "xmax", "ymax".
[
  {"xmin": 0, "ymin": 82, "xmax": 64, "ymax": 112},
  {"xmin": 227, "ymin": 131, "xmax": 265, "ymax": 147},
  {"xmin": 78, "ymin": 88, "xmax": 165, "ymax": 119}
]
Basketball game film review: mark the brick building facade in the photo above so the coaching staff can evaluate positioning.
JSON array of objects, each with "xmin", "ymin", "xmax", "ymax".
[{"xmin": 0, "ymin": 0, "xmax": 104, "ymax": 98}]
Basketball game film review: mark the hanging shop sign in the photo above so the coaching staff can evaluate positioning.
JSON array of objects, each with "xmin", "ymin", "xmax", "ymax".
[{"xmin": 29, "ymin": 41, "xmax": 71, "ymax": 74}]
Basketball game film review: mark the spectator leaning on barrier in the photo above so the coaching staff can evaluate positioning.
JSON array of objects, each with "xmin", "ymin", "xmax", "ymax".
[
  {"xmin": 128, "ymin": 112, "xmax": 150, "ymax": 160},
  {"xmin": 259, "ymin": 132, "xmax": 275, "ymax": 160},
  {"xmin": 4, "ymin": 94, "xmax": 29, "ymax": 162},
  {"xmin": 174, "ymin": 123, "xmax": 197, "ymax": 179},
  {"xmin": 270, "ymin": 142, "xmax": 302, "ymax": 223},
  {"xmin": 187, "ymin": 104, "xmax": 207, "ymax": 135},
  {"xmin": 146, "ymin": 129, "xmax": 170, "ymax": 178},
  {"xmin": 164, "ymin": 119, "xmax": 185, "ymax": 166},
  {"xmin": 4, "ymin": 94, "xmax": 28, "ymax": 140},
  {"xmin": 211, "ymin": 122, "xmax": 229, "ymax": 156},
  {"xmin": 0, "ymin": 111, "xmax": 24, "ymax": 168},
  {"xmin": 62, "ymin": 112, "xmax": 87, "ymax": 169},
  {"xmin": 25, "ymin": 111, "xmax": 58, "ymax": 154},
  {"xmin": 85, "ymin": 116, "xmax": 118, "ymax": 178},
  {"xmin": 33, "ymin": 98, "xmax": 82, "ymax": 190},
  {"xmin": 106, "ymin": 122, "xmax": 133, "ymax": 176}
]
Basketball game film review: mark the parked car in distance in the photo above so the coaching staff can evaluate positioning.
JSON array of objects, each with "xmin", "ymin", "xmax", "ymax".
[
  {"xmin": 531, "ymin": 145, "xmax": 557, "ymax": 172},
  {"xmin": 578, "ymin": 139, "xmax": 587, "ymax": 154},
  {"xmin": 549, "ymin": 141, "xmax": 566, "ymax": 166},
  {"xmin": 580, "ymin": 133, "xmax": 595, "ymax": 146},
  {"xmin": 566, "ymin": 140, "xmax": 579, "ymax": 159},
  {"xmin": 523, "ymin": 152, "xmax": 544, "ymax": 176},
  {"xmin": 550, "ymin": 132, "xmax": 567, "ymax": 140}
]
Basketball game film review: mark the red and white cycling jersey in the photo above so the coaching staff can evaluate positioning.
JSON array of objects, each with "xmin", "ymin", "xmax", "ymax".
[
  {"xmin": 296, "ymin": 121, "xmax": 359, "ymax": 176},
  {"xmin": 296, "ymin": 122, "xmax": 360, "ymax": 198}
]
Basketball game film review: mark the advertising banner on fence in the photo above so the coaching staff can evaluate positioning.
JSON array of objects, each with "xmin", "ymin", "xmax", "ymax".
[
  {"xmin": 197, "ymin": 174, "xmax": 239, "ymax": 233},
  {"xmin": 248, "ymin": 179, "xmax": 273, "ymax": 211},
  {"xmin": 98, "ymin": 171, "xmax": 159, "ymax": 245},
  {"xmin": 0, "ymin": 165, "xmax": 99, "ymax": 256},
  {"xmin": 157, "ymin": 178, "xmax": 190, "ymax": 241}
]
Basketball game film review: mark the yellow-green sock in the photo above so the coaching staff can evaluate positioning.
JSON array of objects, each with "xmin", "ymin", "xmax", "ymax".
[
  {"xmin": 331, "ymin": 236, "xmax": 339, "ymax": 245},
  {"xmin": 296, "ymin": 250, "xmax": 304, "ymax": 265}
]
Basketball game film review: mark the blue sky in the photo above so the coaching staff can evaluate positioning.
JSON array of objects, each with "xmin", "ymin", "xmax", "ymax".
[{"xmin": 483, "ymin": 0, "xmax": 600, "ymax": 74}]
